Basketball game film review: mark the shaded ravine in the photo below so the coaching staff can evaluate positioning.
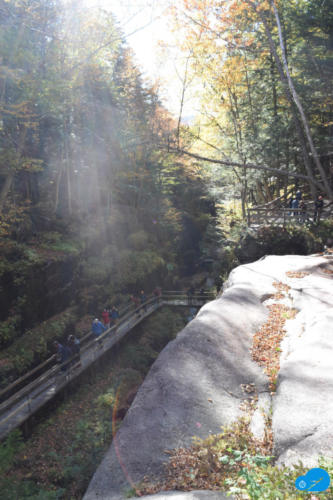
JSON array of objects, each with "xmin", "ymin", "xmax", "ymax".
[
  {"xmin": 0, "ymin": 292, "xmax": 213, "ymax": 440},
  {"xmin": 1, "ymin": 307, "xmax": 191, "ymax": 500}
]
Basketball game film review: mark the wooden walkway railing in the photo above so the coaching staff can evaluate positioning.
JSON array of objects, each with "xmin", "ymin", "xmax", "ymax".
[
  {"xmin": 0, "ymin": 291, "xmax": 215, "ymax": 440},
  {"xmin": 247, "ymin": 206, "xmax": 332, "ymax": 227}
]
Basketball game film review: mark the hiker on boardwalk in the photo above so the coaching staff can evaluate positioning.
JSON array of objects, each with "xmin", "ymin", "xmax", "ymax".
[
  {"xmin": 153, "ymin": 286, "xmax": 162, "ymax": 304},
  {"xmin": 187, "ymin": 307, "xmax": 197, "ymax": 322},
  {"xmin": 296, "ymin": 190, "xmax": 302, "ymax": 202},
  {"xmin": 67, "ymin": 334, "xmax": 81, "ymax": 367},
  {"xmin": 298, "ymin": 199, "xmax": 307, "ymax": 224},
  {"xmin": 140, "ymin": 290, "xmax": 147, "ymax": 312},
  {"xmin": 101, "ymin": 308, "xmax": 110, "ymax": 328},
  {"xmin": 131, "ymin": 295, "xmax": 140, "ymax": 307},
  {"xmin": 54, "ymin": 340, "xmax": 71, "ymax": 372},
  {"xmin": 111, "ymin": 306, "xmax": 119, "ymax": 324},
  {"xmin": 131, "ymin": 295, "xmax": 141, "ymax": 316},
  {"xmin": 187, "ymin": 285, "xmax": 195, "ymax": 305},
  {"xmin": 314, "ymin": 195, "xmax": 324, "ymax": 223},
  {"xmin": 92, "ymin": 318, "xmax": 106, "ymax": 347},
  {"xmin": 291, "ymin": 198, "xmax": 299, "ymax": 216}
]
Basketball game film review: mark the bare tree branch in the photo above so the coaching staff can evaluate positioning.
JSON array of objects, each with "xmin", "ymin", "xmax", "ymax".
[{"xmin": 166, "ymin": 146, "xmax": 324, "ymax": 189}]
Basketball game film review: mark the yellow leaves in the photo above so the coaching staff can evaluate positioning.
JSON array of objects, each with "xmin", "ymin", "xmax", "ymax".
[
  {"xmin": 227, "ymin": 0, "xmax": 248, "ymax": 14},
  {"xmin": 285, "ymin": 271, "xmax": 310, "ymax": 278},
  {"xmin": 21, "ymin": 158, "xmax": 44, "ymax": 172},
  {"xmin": 0, "ymin": 100, "xmax": 38, "ymax": 122},
  {"xmin": 251, "ymin": 281, "xmax": 294, "ymax": 391},
  {"xmin": 256, "ymin": 0, "xmax": 272, "ymax": 13}
]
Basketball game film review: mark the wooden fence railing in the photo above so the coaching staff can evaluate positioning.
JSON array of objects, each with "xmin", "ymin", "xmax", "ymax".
[
  {"xmin": 0, "ymin": 299, "xmax": 142, "ymax": 404},
  {"xmin": 247, "ymin": 206, "xmax": 332, "ymax": 227},
  {"xmin": 0, "ymin": 291, "xmax": 215, "ymax": 440}
]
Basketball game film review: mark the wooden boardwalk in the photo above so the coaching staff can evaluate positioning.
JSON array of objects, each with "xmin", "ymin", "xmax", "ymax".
[
  {"xmin": 0, "ymin": 292, "xmax": 214, "ymax": 440},
  {"xmin": 247, "ymin": 206, "xmax": 332, "ymax": 227}
]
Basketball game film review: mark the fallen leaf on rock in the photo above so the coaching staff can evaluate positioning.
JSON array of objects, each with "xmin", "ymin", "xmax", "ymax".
[
  {"xmin": 286, "ymin": 271, "xmax": 310, "ymax": 278},
  {"xmin": 251, "ymin": 282, "xmax": 295, "ymax": 391},
  {"xmin": 241, "ymin": 383, "xmax": 256, "ymax": 393}
]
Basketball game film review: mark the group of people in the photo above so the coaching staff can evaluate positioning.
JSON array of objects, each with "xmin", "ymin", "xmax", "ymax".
[
  {"xmin": 101, "ymin": 306, "xmax": 120, "ymax": 328},
  {"xmin": 91, "ymin": 306, "xmax": 120, "ymax": 346},
  {"xmin": 288, "ymin": 191, "xmax": 324, "ymax": 223},
  {"xmin": 54, "ymin": 335, "xmax": 81, "ymax": 372},
  {"xmin": 130, "ymin": 287, "xmax": 162, "ymax": 314},
  {"xmin": 130, "ymin": 290, "xmax": 146, "ymax": 309},
  {"xmin": 55, "ymin": 288, "xmax": 163, "ymax": 370}
]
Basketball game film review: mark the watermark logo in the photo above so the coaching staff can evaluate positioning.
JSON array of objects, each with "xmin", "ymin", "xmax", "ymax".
[{"xmin": 295, "ymin": 468, "xmax": 330, "ymax": 493}]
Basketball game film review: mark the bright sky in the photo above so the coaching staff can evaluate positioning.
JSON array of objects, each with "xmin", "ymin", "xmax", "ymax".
[{"xmin": 81, "ymin": 0, "xmax": 196, "ymax": 119}]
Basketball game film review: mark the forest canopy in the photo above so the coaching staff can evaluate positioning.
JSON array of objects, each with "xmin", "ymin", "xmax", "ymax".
[
  {"xmin": 0, "ymin": 0, "xmax": 332, "ymax": 234},
  {"xmin": 0, "ymin": 0, "xmax": 220, "ymax": 382},
  {"xmin": 0, "ymin": 0, "xmax": 207, "ymax": 235},
  {"xmin": 167, "ymin": 0, "xmax": 333, "ymax": 212}
]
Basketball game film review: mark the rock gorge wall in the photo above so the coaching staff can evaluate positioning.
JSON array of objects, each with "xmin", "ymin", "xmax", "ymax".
[{"xmin": 84, "ymin": 254, "xmax": 333, "ymax": 500}]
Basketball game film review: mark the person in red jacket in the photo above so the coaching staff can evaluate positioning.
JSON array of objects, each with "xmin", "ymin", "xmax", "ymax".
[
  {"xmin": 131, "ymin": 295, "xmax": 141, "ymax": 316},
  {"xmin": 153, "ymin": 286, "xmax": 162, "ymax": 305},
  {"xmin": 101, "ymin": 308, "xmax": 110, "ymax": 328}
]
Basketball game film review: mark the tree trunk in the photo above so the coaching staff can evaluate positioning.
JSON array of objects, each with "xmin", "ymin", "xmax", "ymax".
[
  {"xmin": 241, "ymin": 167, "xmax": 248, "ymax": 219},
  {"xmin": 0, "ymin": 172, "xmax": 15, "ymax": 212},
  {"xmin": 263, "ymin": 179, "xmax": 272, "ymax": 202},
  {"xmin": 244, "ymin": 53, "xmax": 257, "ymax": 139},
  {"xmin": 63, "ymin": 125, "xmax": 72, "ymax": 215},
  {"xmin": 270, "ymin": 0, "xmax": 333, "ymax": 200},
  {"xmin": 66, "ymin": 164, "xmax": 72, "ymax": 216},
  {"xmin": 177, "ymin": 53, "xmax": 191, "ymax": 149},
  {"xmin": 244, "ymin": 0, "xmax": 323, "ymax": 201},
  {"xmin": 256, "ymin": 180, "xmax": 266, "ymax": 204},
  {"xmin": 54, "ymin": 165, "xmax": 63, "ymax": 214}
]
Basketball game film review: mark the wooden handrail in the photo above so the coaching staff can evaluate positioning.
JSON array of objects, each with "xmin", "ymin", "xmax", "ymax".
[
  {"xmin": 248, "ymin": 205, "xmax": 331, "ymax": 213},
  {"xmin": 0, "ymin": 355, "xmax": 57, "ymax": 404},
  {"xmin": 0, "ymin": 300, "xmax": 138, "ymax": 403},
  {"xmin": 248, "ymin": 207, "xmax": 306, "ymax": 212},
  {"xmin": 0, "ymin": 291, "xmax": 215, "ymax": 424},
  {"xmin": 247, "ymin": 205, "xmax": 332, "ymax": 228},
  {"xmin": 0, "ymin": 299, "xmax": 155, "ymax": 420}
]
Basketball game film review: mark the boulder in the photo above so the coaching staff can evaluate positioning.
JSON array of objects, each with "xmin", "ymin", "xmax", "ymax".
[
  {"xmin": 272, "ymin": 259, "xmax": 333, "ymax": 466},
  {"xmin": 84, "ymin": 254, "xmax": 333, "ymax": 499},
  {"xmin": 84, "ymin": 260, "xmax": 271, "ymax": 499}
]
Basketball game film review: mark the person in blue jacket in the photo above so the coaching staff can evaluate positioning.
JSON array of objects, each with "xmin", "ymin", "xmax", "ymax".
[
  {"xmin": 291, "ymin": 198, "xmax": 299, "ymax": 216},
  {"xmin": 54, "ymin": 340, "xmax": 70, "ymax": 372},
  {"xmin": 296, "ymin": 190, "xmax": 302, "ymax": 202},
  {"xmin": 111, "ymin": 306, "xmax": 119, "ymax": 324},
  {"xmin": 92, "ymin": 318, "xmax": 106, "ymax": 346}
]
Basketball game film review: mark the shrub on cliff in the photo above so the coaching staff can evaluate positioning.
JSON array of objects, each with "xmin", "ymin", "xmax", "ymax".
[
  {"xmin": 0, "ymin": 308, "xmax": 76, "ymax": 385},
  {"xmin": 235, "ymin": 225, "xmax": 323, "ymax": 264}
]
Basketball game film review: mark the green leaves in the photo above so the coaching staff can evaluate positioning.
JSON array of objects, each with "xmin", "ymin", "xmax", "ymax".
[{"xmin": 0, "ymin": 430, "xmax": 23, "ymax": 475}]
